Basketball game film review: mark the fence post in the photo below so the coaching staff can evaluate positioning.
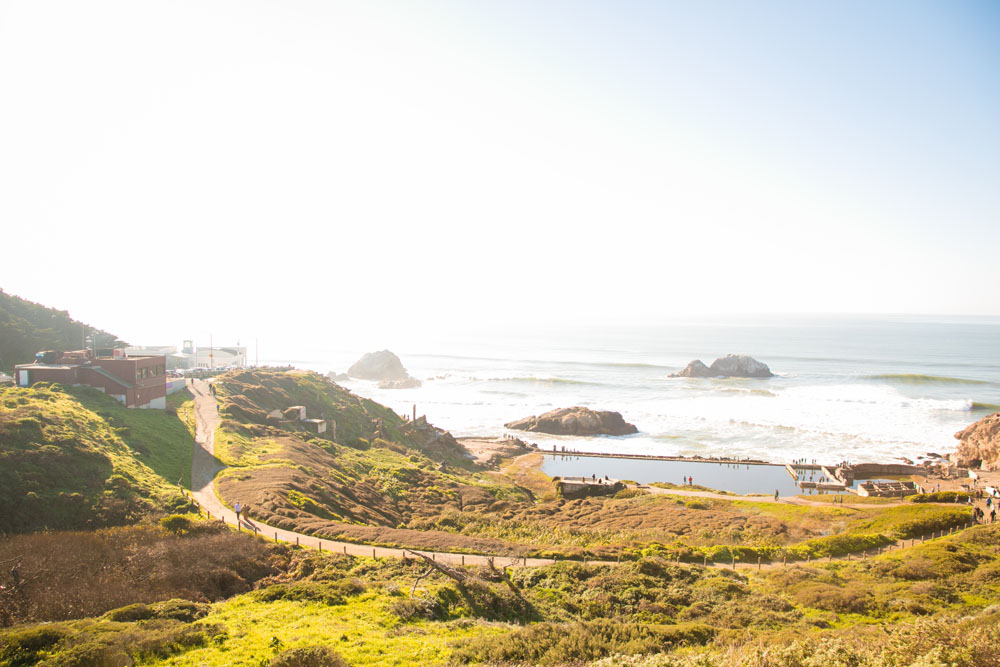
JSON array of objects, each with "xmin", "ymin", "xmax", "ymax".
[
  {"xmin": 462, "ymin": 555, "xmax": 465, "ymax": 566},
  {"xmin": 275, "ymin": 532, "xmax": 278, "ymax": 543},
  {"xmin": 296, "ymin": 536, "xmax": 299, "ymax": 547},
  {"xmin": 758, "ymin": 556, "xmax": 761, "ymax": 571},
  {"xmin": 704, "ymin": 555, "xmax": 708, "ymax": 567},
  {"xmin": 319, "ymin": 541, "xmax": 322, "ymax": 553},
  {"xmin": 732, "ymin": 557, "xmax": 736, "ymax": 570},
  {"xmin": 343, "ymin": 545, "xmax": 347, "ymax": 555},
  {"xmin": 782, "ymin": 555, "xmax": 786, "ymax": 567},
  {"xmin": 374, "ymin": 548, "xmax": 378, "ymax": 559}
]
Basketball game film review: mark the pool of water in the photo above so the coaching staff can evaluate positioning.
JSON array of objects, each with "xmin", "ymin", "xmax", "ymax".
[{"xmin": 541, "ymin": 455, "xmax": 804, "ymax": 496}]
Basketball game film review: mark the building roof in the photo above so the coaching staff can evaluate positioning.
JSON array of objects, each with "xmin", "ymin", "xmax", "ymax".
[{"xmin": 14, "ymin": 363, "xmax": 79, "ymax": 371}]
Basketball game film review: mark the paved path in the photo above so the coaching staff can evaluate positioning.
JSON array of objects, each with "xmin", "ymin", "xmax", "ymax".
[{"xmin": 186, "ymin": 379, "xmax": 981, "ymax": 571}]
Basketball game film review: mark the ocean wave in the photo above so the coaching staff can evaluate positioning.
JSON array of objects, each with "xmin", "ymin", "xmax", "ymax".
[
  {"xmin": 972, "ymin": 401, "xmax": 1000, "ymax": 411},
  {"xmin": 411, "ymin": 352, "xmax": 670, "ymax": 371},
  {"xmin": 719, "ymin": 387, "xmax": 777, "ymax": 397},
  {"xmin": 864, "ymin": 373, "xmax": 990, "ymax": 386},
  {"xmin": 486, "ymin": 376, "xmax": 605, "ymax": 387}
]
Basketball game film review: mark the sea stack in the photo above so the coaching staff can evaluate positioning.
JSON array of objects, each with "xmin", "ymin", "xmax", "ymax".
[
  {"xmin": 952, "ymin": 412, "xmax": 1000, "ymax": 469},
  {"xmin": 347, "ymin": 350, "xmax": 422, "ymax": 387},
  {"xmin": 671, "ymin": 354, "xmax": 774, "ymax": 378},
  {"xmin": 505, "ymin": 407, "xmax": 638, "ymax": 436}
]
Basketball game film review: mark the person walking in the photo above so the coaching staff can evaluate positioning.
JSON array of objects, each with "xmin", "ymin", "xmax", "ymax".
[
  {"xmin": 774, "ymin": 489, "xmax": 779, "ymax": 501},
  {"xmin": 234, "ymin": 501, "xmax": 242, "ymax": 523}
]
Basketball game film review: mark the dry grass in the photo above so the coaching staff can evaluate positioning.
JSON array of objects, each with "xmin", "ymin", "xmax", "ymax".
[{"xmin": 0, "ymin": 522, "xmax": 288, "ymax": 626}]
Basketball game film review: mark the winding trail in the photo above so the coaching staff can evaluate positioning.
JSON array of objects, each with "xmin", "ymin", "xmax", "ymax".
[
  {"xmin": 187, "ymin": 379, "xmax": 554, "ymax": 568},
  {"xmin": 187, "ymin": 379, "xmax": 983, "ymax": 571}
]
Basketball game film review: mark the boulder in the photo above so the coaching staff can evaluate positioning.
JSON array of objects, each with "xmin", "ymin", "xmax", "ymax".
[
  {"xmin": 671, "ymin": 354, "xmax": 773, "ymax": 378},
  {"xmin": 378, "ymin": 378, "xmax": 423, "ymax": 390},
  {"xmin": 327, "ymin": 371, "xmax": 349, "ymax": 382},
  {"xmin": 348, "ymin": 350, "xmax": 411, "ymax": 381},
  {"xmin": 952, "ymin": 412, "xmax": 1000, "ymax": 469},
  {"xmin": 504, "ymin": 407, "xmax": 638, "ymax": 436}
]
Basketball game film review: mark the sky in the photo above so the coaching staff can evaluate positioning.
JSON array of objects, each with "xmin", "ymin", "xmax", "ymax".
[{"xmin": 1, "ymin": 1, "xmax": 998, "ymax": 356}]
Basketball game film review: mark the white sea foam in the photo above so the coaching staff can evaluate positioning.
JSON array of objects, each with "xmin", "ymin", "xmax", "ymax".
[{"xmin": 295, "ymin": 317, "xmax": 1000, "ymax": 465}]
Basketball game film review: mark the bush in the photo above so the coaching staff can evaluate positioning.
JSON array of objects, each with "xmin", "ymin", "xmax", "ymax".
[
  {"xmin": 391, "ymin": 597, "xmax": 444, "ymax": 621},
  {"xmin": 910, "ymin": 492, "xmax": 971, "ymax": 503},
  {"xmin": 451, "ymin": 619, "xmax": 714, "ymax": 665},
  {"xmin": 159, "ymin": 514, "xmax": 193, "ymax": 534},
  {"xmin": 255, "ymin": 580, "xmax": 366, "ymax": 606},
  {"xmin": 0, "ymin": 626, "xmax": 69, "ymax": 667},
  {"xmin": 793, "ymin": 582, "xmax": 871, "ymax": 614},
  {"xmin": 151, "ymin": 599, "xmax": 210, "ymax": 622},
  {"xmin": 106, "ymin": 603, "xmax": 155, "ymax": 622},
  {"xmin": 270, "ymin": 646, "xmax": 349, "ymax": 667}
]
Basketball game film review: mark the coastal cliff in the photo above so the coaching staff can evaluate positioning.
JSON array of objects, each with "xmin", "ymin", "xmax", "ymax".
[
  {"xmin": 505, "ymin": 407, "xmax": 638, "ymax": 436},
  {"xmin": 953, "ymin": 412, "xmax": 1000, "ymax": 470}
]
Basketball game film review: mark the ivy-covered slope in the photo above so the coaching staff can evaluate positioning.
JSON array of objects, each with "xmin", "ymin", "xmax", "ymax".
[{"xmin": 0, "ymin": 289, "xmax": 118, "ymax": 373}]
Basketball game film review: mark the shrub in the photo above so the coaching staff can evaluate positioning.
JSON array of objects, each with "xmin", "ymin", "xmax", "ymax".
[
  {"xmin": 269, "ymin": 646, "xmax": 349, "ymax": 667},
  {"xmin": 0, "ymin": 626, "xmax": 69, "ymax": 667},
  {"xmin": 391, "ymin": 597, "xmax": 444, "ymax": 621},
  {"xmin": 151, "ymin": 599, "xmax": 210, "ymax": 622},
  {"xmin": 255, "ymin": 580, "xmax": 366, "ymax": 606},
  {"xmin": 106, "ymin": 603, "xmax": 155, "ymax": 622},
  {"xmin": 159, "ymin": 514, "xmax": 193, "ymax": 534},
  {"xmin": 910, "ymin": 492, "xmax": 971, "ymax": 503},
  {"xmin": 793, "ymin": 582, "xmax": 871, "ymax": 614},
  {"xmin": 451, "ymin": 619, "xmax": 714, "ymax": 665}
]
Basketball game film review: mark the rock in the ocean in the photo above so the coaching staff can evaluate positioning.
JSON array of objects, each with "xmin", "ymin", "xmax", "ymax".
[
  {"xmin": 504, "ymin": 407, "xmax": 638, "ymax": 436},
  {"xmin": 671, "ymin": 360, "xmax": 712, "ymax": 378},
  {"xmin": 952, "ymin": 412, "xmax": 1000, "ymax": 469},
  {"xmin": 378, "ymin": 378, "xmax": 423, "ymax": 390},
  {"xmin": 327, "ymin": 371, "xmax": 349, "ymax": 382},
  {"xmin": 348, "ymin": 350, "xmax": 411, "ymax": 381},
  {"xmin": 671, "ymin": 354, "xmax": 773, "ymax": 378}
]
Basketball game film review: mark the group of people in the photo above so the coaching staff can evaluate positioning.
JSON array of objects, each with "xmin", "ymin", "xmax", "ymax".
[
  {"xmin": 682, "ymin": 475, "xmax": 694, "ymax": 485},
  {"xmin": 972, "ymin": 505, "xmax": 996, "ymax": 523}
]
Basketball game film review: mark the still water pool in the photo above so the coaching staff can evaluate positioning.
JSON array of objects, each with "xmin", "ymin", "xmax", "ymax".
[{"xmin": 541, "ymin": 455, "xmax": 807, "ymax": 496}]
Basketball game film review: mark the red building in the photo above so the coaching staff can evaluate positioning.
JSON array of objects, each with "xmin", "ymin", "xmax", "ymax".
[{"xmin": 15, "ymin": 349, "xmax": 167, "ymax": 409}]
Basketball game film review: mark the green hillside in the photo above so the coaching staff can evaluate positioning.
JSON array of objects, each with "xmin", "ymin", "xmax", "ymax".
[
  {"xmin": 0, "ymin": 289, "xmax": 119, "ymax": 373},
  {"xmin": 0, "ymin": 383, "xmax": 194, "ymax": 533}
]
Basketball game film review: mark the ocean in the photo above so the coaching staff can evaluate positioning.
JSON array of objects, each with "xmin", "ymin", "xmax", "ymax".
[{"xmin": 271, "ymin": 316, "xmax": 1000, "ymax": 466}]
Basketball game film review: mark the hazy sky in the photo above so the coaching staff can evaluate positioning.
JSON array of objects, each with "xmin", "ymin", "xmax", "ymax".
[{"xmin": 1, "ymin": 1, "xmax": 998, "ymax": 354}]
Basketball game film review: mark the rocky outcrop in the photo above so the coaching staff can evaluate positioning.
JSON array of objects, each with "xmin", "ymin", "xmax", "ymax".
[
  {"xmin": 504, "ymin": 407, "xmax": 637, "ymax": 436},
  {"xmin": 348, "ymin": 350, "xmax": 412, "ymax": 382},
  {"xmin": 671, "ymin": 354, "xmax": 773, "ymax": 378},
  {"xmin": 327, "ymin": 371, "xmax": 349, "ymax": 382},
  {"xmin": 952, "ymin": 412, "xmax": 1000, "ymax": 470}
]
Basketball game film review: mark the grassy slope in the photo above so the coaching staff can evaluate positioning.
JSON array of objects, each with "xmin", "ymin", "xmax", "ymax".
[
  {"xmin": 5, "ymin": 523, "xmax": 998, "ymax": 666},
  {"xmin": 0, "ymin": 384, "xmax": 193, "ymax": 533},
  {"xmin": 209, "ymin": 369, "xmax": 538, "ymax": 553}
]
